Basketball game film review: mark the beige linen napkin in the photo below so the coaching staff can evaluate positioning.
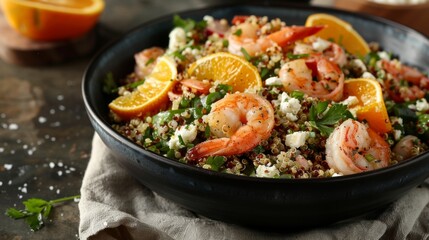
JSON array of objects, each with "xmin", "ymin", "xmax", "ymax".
[{"xmin": 79, "ymin": 133, "xmax": 429, "ymax": 240}]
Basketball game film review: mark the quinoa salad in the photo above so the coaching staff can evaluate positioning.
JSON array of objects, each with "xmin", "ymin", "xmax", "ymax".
[{"xmin": 105, "ymin": 15, "xmax": 429, "ymax": 179}]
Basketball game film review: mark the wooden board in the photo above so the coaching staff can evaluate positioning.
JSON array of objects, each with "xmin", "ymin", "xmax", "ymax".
[{"xmin": 0, "ymin": 10, "xmax": 97, "ymax": 66}]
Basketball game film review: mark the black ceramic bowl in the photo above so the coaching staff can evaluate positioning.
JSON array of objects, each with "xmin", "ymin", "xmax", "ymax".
[{"xmin": 83, "ymin": 3, "xmax": 429, "ymax": 228}]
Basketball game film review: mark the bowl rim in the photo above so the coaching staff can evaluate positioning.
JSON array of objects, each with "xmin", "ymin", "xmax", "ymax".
[{"xmin": 82, "ymin": 2, "xmax": 429, "ymax": 184}]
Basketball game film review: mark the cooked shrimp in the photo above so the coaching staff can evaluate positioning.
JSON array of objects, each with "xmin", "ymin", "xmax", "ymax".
[
  {"xmin": 227, "ymin": 21, "xmax": 323, "ymax": 57},
  {"xmin": 186, "ymin": 93, "xmax": 275, "ymax": 160},
  {"xmin": 134, "ymin": 47, "xmax": 165, "ymax": 78},
  {"xmin": 393, "ymin": 135, "xmax": 423, "ymax": 161},
  {"xmin": 180, "ymin": 78, "xmax": 211, "ymax": 95},
  {"xmin": 293, "ymin": 38, "xmax": 347, "ymax": 67},
  {"xmin": 326, "ymin": 119, "xmax": 390, "ymax": 175},
  {"xmin": 279, "ymin": 56, "xmax": 344, "ymax": 101},
  {"xmin": 382, "ymin": 59, "xmax": 429, "ymax": 102}
]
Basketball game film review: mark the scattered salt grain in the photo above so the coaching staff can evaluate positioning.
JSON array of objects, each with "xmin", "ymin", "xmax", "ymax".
[
  {"xmin": 27, "ymin": 149, "xmax": 35, "ymax": 155},
  {"xmin": 8, "ymin": 180, "xmax": 12, "ymax": 185},
  {"xmin": 58, "ymin": 162, "xmax": 64, "ymax": 167},
  {"xmin": 50, "ymin": 109, "xmax": 56, "ymax": 114},
  {"xmin": 21, "ymin": 187, "xmax": 27, "ymax": 194},
  {"xmin": 58, "ymin": 105, "xmax": 66, "ymax": 111},
  {"xmin": 57, "ymin": 171, "xmax": 63, "ymax": 176},
  {"xmin": 8, "ymin": 123, "xmax": 18, "ymax": 130},
  {"xmin": 0, "ymin": 147, "xmax": 3, "ymax": 153},
  {"xmin": 57, "ymin": 95, "xmax": 64, "ymax": 101},
  {"xmin": 49, "ymin": 162, "xmax": 55, "ymax": 168},
  {"xmin": 4, "ymin": 164, "xmax": 13, "ymax": 170},
  {"xmin": 56, "ymin": 189, "xmax": 60, "ymax": 194},
  {"xmin": 38, "ymin": 116, "xmax": 47, "ymax": 123},
  {"xmin": 0, "ymin": 181, "xmax": 2, "ymax": 186},
  {"xmin": 50, "ymin": 122, "xmax": 61, "ymax": 127},
  {"xmin": 49, "ymin": 186, "xmax": 54, "ymax": 190}
]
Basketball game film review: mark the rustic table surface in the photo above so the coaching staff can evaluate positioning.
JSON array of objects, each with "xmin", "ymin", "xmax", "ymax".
[
  {"xmin": 0, "ymin": 0, "xmax": 316, "ymax": 239},
  {"xmin": 10, "ymin": 0, "xmax": 428, "ymax": 239}
]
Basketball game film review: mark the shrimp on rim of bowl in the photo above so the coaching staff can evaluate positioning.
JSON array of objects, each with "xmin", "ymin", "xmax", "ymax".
[
  {"xmin": 279, "ymin": 55, "xmax": 345, "ymax": 101},
  {"xmin": 382, "ymin": 59, "xmax": 429, "ymax": 102},
  {"xmin": 227, "ymin": 15, "xmax": 324, "ymax": 57},
  {"xmin": 186, "ymin": 92, "xmax": 275, "ymax": 160},
  {"xmin": 326, "ymin": 119, "xmax": 391, "ymax": 175}
]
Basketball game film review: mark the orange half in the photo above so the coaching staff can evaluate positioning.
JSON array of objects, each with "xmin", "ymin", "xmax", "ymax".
[{"xmin": 1, "ymin": 0, "xmax": 104, "ymax": 41}]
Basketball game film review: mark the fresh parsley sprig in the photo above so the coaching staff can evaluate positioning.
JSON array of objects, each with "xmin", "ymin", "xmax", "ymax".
[
  {"xmin": 5, "ymin": 195, "xmax": 80, "ymax": 231},
  {"xmin": 309, "ymin": 101, "xmax": 353, "ymax": 136}
]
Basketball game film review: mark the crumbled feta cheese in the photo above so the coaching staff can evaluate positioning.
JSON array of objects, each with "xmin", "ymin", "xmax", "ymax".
[
  {"xmin": 390, "ymin": 117, "xmax": 403, "ymax": 126},
  {"xmin": 168, "ymin": 124, "xmax": 198, "ymax": 150},
  {"xmin": 4, "ymin": 164, "xmax": 13, "ymax": 170},
  {"xmin": 416, "ymin": 98, "xmax": 429, "ymax": 112},
  {"xmin": 378, "ymin": 51, "xmax": 391, "ymax": 60},
  {"xmin": 361, "ymin": 72, "xmax": 376, "ymax": 79},
  {"xmin": 168, "ymin": 27, "xmax": 187, "ymax": 52},
  {"xmin": 285, "ymin": 131, "xmax": 310, "ymax": 148},
  {"xmin": 394, "ymin": 129, "xmax": 402, "ymax": 140},
  {"xmin": 256, "ymin": 165, "xmax": 280, "ymax": 178},
  {"xmin": 350, "ymin": 59, "xmax": 368, "ymax": 72},
  {"xmin": 341, "ymin": 96, "xmax": 359, "ymax": 107},
  {"xmin": 279, "ymin": 92, "xmax": 301, "ymax": 121},
  {"xmin": 203, "ymin": 15, "xmax": 214, "ymax": 24},
  {"xmin": 265, "ymin": 76, "xmax": 283, "ymax": 86},
  {"xmin": 312, "ymin": 38, "xmax": 331, "ymax": 52}
]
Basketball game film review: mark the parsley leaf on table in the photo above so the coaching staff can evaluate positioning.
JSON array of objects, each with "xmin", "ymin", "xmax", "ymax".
[{"xmin": 5, "ymin": 195, "xmax": 80, "ymax": 231}]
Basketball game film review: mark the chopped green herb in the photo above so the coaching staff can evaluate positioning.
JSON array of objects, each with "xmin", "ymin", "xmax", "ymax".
[
  {"xmin": 204, "ymin": 125, "xmax": 211, "ymax": 138},
  {"xmin": 126, "ymin": 80, "xmax": 145, "ymax": 90},
  {"xmin": 206, "ymin": 156, "xmax": 226, "ymax": 171},
  {"xmin": 290, "ymin": 90, "xmax": 305, "ymax": 100},
  {"xmin": 260, "ymin": 68, "xmax": 269, "ymax": 79},
  {"xmin": 364, "ymin": 153, "xmax": 376, "ymax": 162},
  {"xmin": 309, "ymin": 102, "xmax": 353, "ymax": 136},
  {"xmin": 173, "ymin": 15, "xmax": 207, "ymax": 32},
  {"xmin": 172, "ymin": 50, "xmax": 186, "ymax": 61},
  {"xmin": 233, "ymin": 29, "xmax": 242, "ymax": 36},
  {"xmin": 145, "ymin": 58, "xmax": 155, "ymax": 66},
  {"xmin": 102, "ymin": 72, "xmax": 118, "ymax": 94},
  {"xmin": 240, "ymin": 47, "xmax": 252, "ymax": 61},
  {"xmin": 222, "ymin": 39, "xmax": 229, "ymax": 48},
  {"xmin": 253, "ymin": 145, "xmax": 265, "ymax": 154},
  {"xmin": 153, "ymin": 109, "xmax": 187, "ymax": 126},
  {"xmin": 287, "ymin": 52, "xmax": 309, "ymax": 60},
  {"xmin": 6, "ymin": 195, "xmax": 80, "ymax": 231},
  {"xmin": 279, "ymin": 174, "xmax": 293, "ymax": 179}
]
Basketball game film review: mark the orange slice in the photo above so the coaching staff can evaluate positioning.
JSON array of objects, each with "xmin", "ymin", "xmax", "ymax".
[
  {"xmin": 1, "ymin": 0, "xmax": 104, "ymax": 41},
  {"xmin": 109, "ymin": 56, "xmax": 177, "ymax": 119},
  {"xmin": 305, "ymin": 13, "xmax": 370, "ymax": 56},
  {"xmin": 187, "ymin": 52, "xmax": 262, "ymax": 92},
  {"xmin": 343, "ymin": 78, "xmax": 392, "ymax": 134}
]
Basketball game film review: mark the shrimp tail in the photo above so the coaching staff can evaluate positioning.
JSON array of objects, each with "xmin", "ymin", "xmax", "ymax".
[
  {"xmin": 267, "ymin": 26, "xmax": 325, "ymax": 48},
  {"xmin": 186, "ymin": 138, "xmax": 229, "ymax": 160}
]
